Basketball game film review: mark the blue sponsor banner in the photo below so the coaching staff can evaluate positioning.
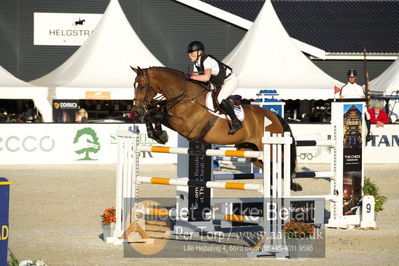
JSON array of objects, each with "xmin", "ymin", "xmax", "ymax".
[
  {"xmin": 262, "ymin": 104, "xmax": 283, "ymax": 116},
  {"xmin": 0, "ymin": 177, "xmax": 11, "ymax": 265}
]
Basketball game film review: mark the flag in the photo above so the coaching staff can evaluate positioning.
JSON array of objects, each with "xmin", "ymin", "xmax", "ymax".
[{"xmin": 334, "ymin": 86, "xmax": 341, "ymax": 94}]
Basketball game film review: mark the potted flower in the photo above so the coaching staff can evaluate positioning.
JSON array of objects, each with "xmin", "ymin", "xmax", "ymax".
[
  {"xmin": 101, "ymin": 207, "xmax": 116, "ymax": 241},
  {"xmin": 362, "ymin": 177, "xmax": 388, "ymax": 215},
  {"xmin": 284, "ymin": 221, "xmax": 315, "ymax": 239},
  {"xmin": 284, "ymin": 221, "xmax": 316, "ymax": 258}
]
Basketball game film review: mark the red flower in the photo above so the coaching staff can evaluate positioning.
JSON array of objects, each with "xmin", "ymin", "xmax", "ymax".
[
  {"xmin": 101, "ymin": 207, "xmax": 116, "ymax": 225},
  {"xmin": 284, "ymin": 221, "xmax": 315, "ymax": 238}
]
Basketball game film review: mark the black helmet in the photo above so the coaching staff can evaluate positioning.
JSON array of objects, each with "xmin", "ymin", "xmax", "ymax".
[
  {"xmin": 186, "ymin": 41, "xmax": 205, "ymax": 53},
  {"xmin": 347, "ymin": 69, "xmax": 357, "ymax": 78}
]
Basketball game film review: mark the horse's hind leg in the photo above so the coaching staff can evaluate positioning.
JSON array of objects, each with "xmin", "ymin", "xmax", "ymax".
[{"xmin": 251, "ymin": 159, "xmax": 263, "ymax": 169}]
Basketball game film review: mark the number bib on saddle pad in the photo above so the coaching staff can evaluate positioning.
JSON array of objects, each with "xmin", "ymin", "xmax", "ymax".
[{"xmin": 205, "ymin": 91, "xmax": 245, "ymax": 121}]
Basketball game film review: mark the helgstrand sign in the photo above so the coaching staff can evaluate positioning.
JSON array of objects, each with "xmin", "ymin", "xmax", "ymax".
[{"xmin": 34, "ymin": 13, "xmax": 102, "ymax": 46}]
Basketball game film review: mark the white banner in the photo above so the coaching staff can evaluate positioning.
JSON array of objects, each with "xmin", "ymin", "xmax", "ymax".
[
  {"xmin": 0, "ymin": 124, "xmax": 177, "ymax": 164},
  {"xmin": 0, "ymin": 123, "xmax": 397, "ymax": 165},
  {"xmin": 290, "ymin": 124, "xmax": 399, "ymax": 164},
  {"xmin": 33, "ymin": 13, "xmax": 102, "ymax": 46}
]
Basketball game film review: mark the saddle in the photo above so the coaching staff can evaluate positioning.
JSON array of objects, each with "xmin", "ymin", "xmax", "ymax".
[
  {"xmin": 212, "ymin": 89, "xmax": 242, "ymax": 114},
  {"xmin": 202, "ymin": 82, "xmax": 241, "ymax": 114},
  {"xmin": 186, "ymin": 77, "xmax": 242, "ymax": 114}
]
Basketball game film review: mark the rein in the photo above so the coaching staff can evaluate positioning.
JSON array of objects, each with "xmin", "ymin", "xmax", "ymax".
[
  {"xmin": 133, "ymin": 67, "xmax": 220, "ymax": 141},
  {"xmin": 146, "ymin": 72, "xmax": 215, "ymax": 114}
]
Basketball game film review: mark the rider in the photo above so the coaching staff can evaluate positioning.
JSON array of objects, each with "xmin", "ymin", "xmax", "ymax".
[{"xmin": 186, "ymin": 40, "xmax": 242, "ymax": 135}]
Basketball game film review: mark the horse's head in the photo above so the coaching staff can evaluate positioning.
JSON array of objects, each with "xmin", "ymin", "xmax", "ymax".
[{"xmin": 131, "ymin": 66, "xmax": 159, "ymax": 121}]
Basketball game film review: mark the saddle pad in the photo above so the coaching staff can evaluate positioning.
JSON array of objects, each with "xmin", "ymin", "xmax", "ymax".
[{"xmin": 206, "ymin": 91, "xmax": 245, "ymax": 121}]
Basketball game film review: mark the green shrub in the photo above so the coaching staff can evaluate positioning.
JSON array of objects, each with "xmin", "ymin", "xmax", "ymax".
[{"xmin": 363, "ymin": 177, "xmax": 388, "ymax": 212}]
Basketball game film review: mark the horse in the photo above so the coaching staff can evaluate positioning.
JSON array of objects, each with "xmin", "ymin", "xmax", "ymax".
[{"xmin": 131, "ymin": 66, "xmax": 301, "ymax": 191}]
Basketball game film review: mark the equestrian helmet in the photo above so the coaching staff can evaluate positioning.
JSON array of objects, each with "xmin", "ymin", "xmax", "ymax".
[
  {"xmin": 186, "ymin": 41, "xmax": 205, "ymax": 53},
  {"xmin": 347, "ymin": 69, "xmax": 357, "ymax": 78}
]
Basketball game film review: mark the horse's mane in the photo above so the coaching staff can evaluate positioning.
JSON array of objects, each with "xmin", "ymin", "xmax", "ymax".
[
  {"xmin": 148, "ymin": 66, "xmax": 184, "ymax": 77},
  {"xmin": 148, "ymin": 66, "xmax": 209, "ymax": 90}
]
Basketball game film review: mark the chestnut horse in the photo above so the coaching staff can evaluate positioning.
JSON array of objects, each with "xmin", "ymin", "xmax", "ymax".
[{"xmin": 131, "ymin": 66, "xmax": 301, "ymax": 191}]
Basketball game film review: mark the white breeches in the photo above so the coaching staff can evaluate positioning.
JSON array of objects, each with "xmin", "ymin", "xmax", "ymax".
[{"xmin": 217, "ymin": 73, "xmax": 239, "ymax": 103}]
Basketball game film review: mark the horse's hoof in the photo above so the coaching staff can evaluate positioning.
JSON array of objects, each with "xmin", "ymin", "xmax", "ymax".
[
  {"xmin": 158, "ymin": 131, "xmax": 169, "ymax": 144},
  {"xmin": 291, "ymin": 182, "xmax": 303, "ymax": 192}
]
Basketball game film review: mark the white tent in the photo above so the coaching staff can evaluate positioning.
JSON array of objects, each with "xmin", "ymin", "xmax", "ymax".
[
  {"xmin": 31, "ymin": 0, "xmax": 163, "ymax": 101},
  {"xmin": 223, "ymin": 0, "xmax": 343, "ymax": 100},
  {"xmin": 370, "ymin": 58, "xmax": 399, "ymax": 96},
  {"xmin": 0, "ymin": 66, "xmax": 52, "ymax": 122}
]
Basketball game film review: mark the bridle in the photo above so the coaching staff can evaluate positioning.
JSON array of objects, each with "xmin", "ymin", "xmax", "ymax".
[
  {"xmin": 133, "ymin": 69, "xmax": 160, "ymax": 115},
  {"xmin": 133, "ymin": 67, "xmax": 216, "ymax": 117}
]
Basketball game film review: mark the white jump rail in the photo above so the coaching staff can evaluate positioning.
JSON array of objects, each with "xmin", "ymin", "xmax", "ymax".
[
  {"xmin": 137, "ymin": 145, "xmax": 263, "ymax": 159},
  {"xmin": 137, "ymin": 176, "xmax": 261, "ymax": 191}
]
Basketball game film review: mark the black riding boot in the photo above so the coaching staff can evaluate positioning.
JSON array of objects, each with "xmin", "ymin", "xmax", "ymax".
[{"xmin": 220, "ymin": 99, "xmax": 243, "ymax": 135}]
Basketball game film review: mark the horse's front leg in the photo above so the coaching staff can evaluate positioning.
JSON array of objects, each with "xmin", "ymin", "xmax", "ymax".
[
  {"xmin": 145, "ymin": 120, "xmax": 168, "ymax": 145},
  {"xmin": 154, "ymin": 122, "xmax": 168, "ymax": 144},
  {"xmin": 145, "ymin": 121, "xmax": 157, "ymax": 140}
]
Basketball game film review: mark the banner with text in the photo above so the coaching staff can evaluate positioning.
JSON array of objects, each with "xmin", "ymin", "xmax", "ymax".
[
  {"xmin": 34, "ymin": 12, "xmax": 102, "ymax": 46},
  {"xmin": 290, "ymin": 124, "xmax": 398, "ymax": 164},
  {"xmin": 0, "ymin": 124, "xmax": 177, "ymax": 164}
]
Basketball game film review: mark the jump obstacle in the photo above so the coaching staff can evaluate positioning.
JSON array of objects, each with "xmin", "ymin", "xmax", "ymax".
[{"xmin": 111, "ymin": 101, "xmax": 376, "ymax": 258}]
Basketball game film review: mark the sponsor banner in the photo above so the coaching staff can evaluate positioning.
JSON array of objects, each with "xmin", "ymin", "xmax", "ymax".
[
  {"xmin": 290, "ymin": 124, "xmax": 399, "ymax": 164},
  {"xmin": 188, "ymin": 141, "xmax": 212, "ymax": 222},
  {"xmin": 289, "ymin": 124, "xmax": 333, "ymax": 163},
  {"xmin": 85, "ymin": 91, "xmax": 111, "ymax": 100},
  {"xmin": 34, "ymin": 12, "xmax": 102, "ymax": 46},
  {"xmin": 0, "ymin": 124, "xmax": 177, "ymax": 164},
  {"xmin": 342, "ymin": 104, "xmax": 363, "ymax": 216},
  {"xmin": 52, "ymin": 100, "xmax": 79, "ymax": 122},
  {"xmin": 0, "ymin": 123, "xmax": 397, "ymax": 165},
  {"xmin": 260, "ymin": 102, "xmax": 285, "ymax": 117},
  {"xmin": 0, "ymin": 178, "xmax": 11, "ymax": 265}
]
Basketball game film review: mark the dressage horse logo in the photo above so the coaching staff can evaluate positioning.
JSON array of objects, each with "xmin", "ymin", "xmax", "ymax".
[{"xmin": 73, "ymin": 127, "xmax": 100, "ymax": 160}]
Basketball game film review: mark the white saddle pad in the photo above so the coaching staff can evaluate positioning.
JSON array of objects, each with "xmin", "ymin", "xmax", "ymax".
[{"xmin": 205, "ymin": 91, "xmax": 245, "ymax": 121}]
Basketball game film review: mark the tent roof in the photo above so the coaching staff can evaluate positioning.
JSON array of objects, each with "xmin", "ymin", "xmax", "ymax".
[
  {"xmin": 370, "ymin": 58, "xmax": 399, "ymax": 96},
  {"xmin": 0, "ymin": 65, "xmax": 48, "ymax": 99},
  {"xmin": 0, "ymin": 65, "xmax": 52, "ymax": 122},
  {"xmin": 31, "ymin": 0, "xmax": 163, "ymax": 99},
  {"xmin": 223, "ymin": 0, "xmax": 343, "ymax": 100}
]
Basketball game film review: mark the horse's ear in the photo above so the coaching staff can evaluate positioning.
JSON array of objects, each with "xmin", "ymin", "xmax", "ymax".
[{"xmin": 130, "ymin": 66, "xmax": 141, "ymax": 74}]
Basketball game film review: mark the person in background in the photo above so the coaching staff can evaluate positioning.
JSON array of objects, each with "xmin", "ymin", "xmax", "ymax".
[
  {"xmin": 368, "ymin": 102, "xmax": 389, "ymax": 127},
  {"xmin": 76, "ymin": 108, "xmax": 88, "ymax": 122},
  {"xmin": 20, "ymin": 100, "xmax": 35, "ymax": 122},
  {"xmin": 340, "ymin": 70, "xmax": 365, "ymax": 99}
]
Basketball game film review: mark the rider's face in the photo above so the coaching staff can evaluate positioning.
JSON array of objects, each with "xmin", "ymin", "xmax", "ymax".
[
  {"xmin": 188, "ymin": 51, "xmax": 199, "ymax": 63},
  {"xmin": 348, "ymin": 77, "xmax": 356, "ymax": 84}
]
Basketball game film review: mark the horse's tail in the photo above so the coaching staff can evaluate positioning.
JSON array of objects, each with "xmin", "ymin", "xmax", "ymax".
[{"xmin": 276, "ymin": 115, "xmax": 302, "ymax": 192}]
